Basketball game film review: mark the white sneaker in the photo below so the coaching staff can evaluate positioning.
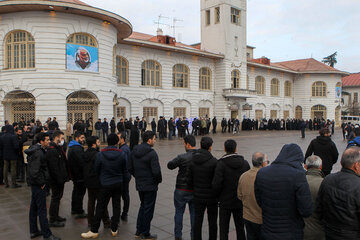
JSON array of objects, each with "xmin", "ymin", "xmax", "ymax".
[
  {"xmin": 111, "ymin": 230, "xmax": 118, "ymax": 237},
  {"xmin": 81, "ymin": 231, "xmax": 99, "ymax": 239}
]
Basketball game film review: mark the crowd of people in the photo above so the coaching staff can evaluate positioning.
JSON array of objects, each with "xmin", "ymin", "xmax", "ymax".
[{"xmin": 0, "ymin": 116, "xmax": 359, "ymax": 240}]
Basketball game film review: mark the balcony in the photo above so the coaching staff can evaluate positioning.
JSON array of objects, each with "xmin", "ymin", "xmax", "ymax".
[{"xmin": 223, "ymin": 88, "xmax": 257, "ymax": 99}]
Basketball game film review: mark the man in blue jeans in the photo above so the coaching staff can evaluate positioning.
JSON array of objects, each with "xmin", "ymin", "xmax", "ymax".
[
  {"xmin": 129, "ymin": 131, "xmax": 162, "ymax": 240},
  {"xmin": 167, "ymin": 135, "xmax": 196, "ymax": 240}
]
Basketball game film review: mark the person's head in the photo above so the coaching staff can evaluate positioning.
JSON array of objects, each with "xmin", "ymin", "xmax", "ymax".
[
  {"xmin": 87, "ymin": 136, "xmax": 100, "ymax": 149},
  {"xmin": 53, "ymin": 117, "xmax": 56, "ymax": 121},
  {"xmin": 74, "ymin": 131, "xmax": 85, "ymax": 145},
  {"xmin": 38, "ymin": 132, "xmax": 50, "ymax": 148},
  {"xmin": 107, "ymin": 133, "xmax": 119, "ymax": 146},
  {"xmin": 53, "ymin": 131, "xmax": 65, "ymax": 146},
  {"xmin": 341, "ymin": 147, "xmax": 360, "ymax": 175},
  {"xmin": 305, "ymin": 155, "xmax": 322, "ymax": 170},
  {"xmin": 252, "ymin": 152, "xmax": 269, "ymax": 168},
  {"xmin": 98, "ymin": 118, "xmax": 101, "ymax": 122},
  {"xmin": 118, "ymin": 132, "xmax": 126, "ymax": 145},
  {"xmin": 183, "ymin": 135, "xmax": 196, "ymax": 151},
  {"xmin": 224, "ymin": 139, "xmax": 237, "ymax": 154},
  {"xmin": 112, "ymin": 117, "xmax": 115, "ymax": 120},
  {"xmin": 354, "ymin": 128, "xmax": 360, "ymax": 137},
  {"xmin": 319, "ymin": 128, "xmax": 330, "ymax": 137},
  {"xmin": 15, "ymin": 128, "xmax": 22, "ymax": 136},
  {"xmin": 200, "ymin": 137, "xmax": 213, "ymax": 151},
  {"xmin": 104, "ymin": 118, "xmax": 107, "ymax": 122},
  {"xmin": 142, "ymin": 131, "xmax": 156, "ymax": 146}
]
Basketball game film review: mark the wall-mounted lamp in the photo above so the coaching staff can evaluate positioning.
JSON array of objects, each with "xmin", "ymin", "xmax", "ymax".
[{"xmin": 103, "ymin": 20, "xmax": 111, "ymax": 25}]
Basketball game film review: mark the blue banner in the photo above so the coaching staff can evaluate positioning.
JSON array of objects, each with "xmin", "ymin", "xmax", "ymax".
[{"xmin": 66, "ymin": 43, "xmax": 98, "ymax": 72}]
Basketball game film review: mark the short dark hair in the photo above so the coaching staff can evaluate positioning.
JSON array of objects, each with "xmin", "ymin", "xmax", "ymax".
[
  {"xmin": 354, "ymin": 128, "xmax": 360, "ymax": 137},
  {"xmin": 184, "ymin": 135, "xmax": 196, "ymax": 147},
  {"xmin": 37, "ymin": 132, "xmax": 49, "ymax": 143},
  {"xmin": 15, "ymin": 127, "xmax": 21, "ymax": 132},
  {"xmin": 142, "ymin": 131, "xmax": 156, "ymax": 143},
  {"xmin": 74, "ymin": 131, "xmax": 85, "ymax": 139},
  {"xmin": 200, "ymin": 137, "xmax": 213, "ymax": 150},
  {"xmin": 319, "ymin": 128, "xmax": 330, "ymax": 136},
  {"xmin": 107, "ymin": 133, "xmax": 119, "ymax": 146},
  {"xmin": 87, "ymin": 136, "xmax": 99, "ymax": 147},
  {"xmin": 224, "ymin": 139, "xmax": 237, "ymax": 154},
  {"xmin": 118, "ymin": 132, "xmax": 126, "ymax": 141},
  {"xmin": 53, "ymin": 130, "xmax": 64, "ymax": 139}
]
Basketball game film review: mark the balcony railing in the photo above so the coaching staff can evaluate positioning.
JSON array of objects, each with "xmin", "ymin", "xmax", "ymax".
[{"xmin": 223, "ymin": 88, "xmax": 257, "ymax": 98}]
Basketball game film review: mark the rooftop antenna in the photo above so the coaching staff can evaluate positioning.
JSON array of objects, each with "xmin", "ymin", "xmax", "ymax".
[
  {"xmin": 171, "ymin": 17, "xmax": 183, "ymax": 38},
  {"xmin": 154, "ymin": 14, "xmax": 170, "ymax": 30}
]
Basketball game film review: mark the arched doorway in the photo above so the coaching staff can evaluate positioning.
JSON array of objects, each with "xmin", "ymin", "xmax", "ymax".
[
  {"xmin": 311, "ymin": 105, "xmax": 327, "ymax": 120},
  {"xmin": 67, "ymin": 91, "xmax": 99, "ymax": 124},
  {"xmin": 2, "ymin": 91, "xmax": 35, "ymax": 123},
  {"xmin": 295, "ymin": 106, "xmax": 302, "ymax": 120}
]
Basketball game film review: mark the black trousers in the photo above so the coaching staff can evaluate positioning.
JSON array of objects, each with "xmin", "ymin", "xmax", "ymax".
[
  {"xmin": 244, "ymin": 219, "xmax": 262, "ymax": 240},
  {"xmin": 91, "ymin": 184, "xmax": 122, "ymax": 233},
  {"xmin": 193, "ymin": 200, "xmax": 218, "ymax": 240},
  {"xmin": 121, "ymin": 180, "xmax": 130, "ymax": 215},
  {"xmin": 71, "ymin": 181, "xmax": 86, "ymax": 214},
  {"xmin": 49, "ymin": 184, "xmax": 65, "ymax": 222},
  {"xmin": 87, "ymin": 188, "xmax": 110, "ymax": 226},
  {"xmin": 219, "ymin": 207, "xmax": 246, "ymax": 240},
  {"xmin": 0, "ymin": 158, "xmax": 3, "ymax": 184},
  {"xmin": 136, "ymin": 191, "xmax": 157, "ymax": 236},
  {"xmin": 16, "ymin": 157, "xmax": 25, "ymax": 180}
]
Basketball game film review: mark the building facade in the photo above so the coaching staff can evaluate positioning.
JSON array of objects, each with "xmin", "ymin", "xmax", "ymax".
[{"xmin": 0, "ymin": 0, "xmax": 348, "ymax": 129}]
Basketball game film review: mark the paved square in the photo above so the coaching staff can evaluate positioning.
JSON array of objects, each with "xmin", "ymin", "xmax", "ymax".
[{"xmin": 0, "ymin": 129, "xmax": 346, "ymax": 240}]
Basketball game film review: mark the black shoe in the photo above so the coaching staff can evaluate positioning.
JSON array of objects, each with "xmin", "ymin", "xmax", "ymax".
[
  {"xmin": 175, "ymin": 238, "xmax": 183, "ymax": 240},
  {"xmin": 75, "ymin": 213, "xmax": 87, "ymax": 219},
  {"xmin": 135, "ymin": 232, "xmax": 142, "ymax": 239},
  {"xmin": 141, "ymin": 233, "xmax": 157, "ymax": 240},
  {"xmin": 11, "ymin": 184, "xmax": 22, "ymax": 188},
  {"xmin": 56, "ymin": 216, "xmax": 66, "ymax": 222},
  {"xmin": 49, "ymin": 221, "xmax": 65, "ymax": 227},
  {"xmin": 43, "ymin": 235, "xmax": 61, "ymax": 240},
  {"xmin": 121, "ymin": 214, "xmax": 128, "ymax": 222},
  {"xmin": 30, "ymin": 231, "xmax": 42, "ymax": 239}
]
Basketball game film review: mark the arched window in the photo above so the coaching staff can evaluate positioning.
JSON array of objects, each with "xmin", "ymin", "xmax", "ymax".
[
  {"xmin": 173, "ymin": 64, "xmax": 189, "ymax": 88},
  {"xmin": 284, "ymin": 81, "xmax": 292, "ymax": 97},
  {"xmin": 67, "ymin": 33, "xmax": 97, "ymax": 47},
  {"xmin": 231, "ymin": 70, "xmax": 240, "ymax": 88},
  {"xmin": 271, "ymin": 78, "xmax": 280, "ymax": 96},
  {"xmin": 199, "ymin": 67, "xmax": 211, "ymax": 90},
  {"xmin": 5, "ymin": 30, "xmax": 35, "ymax": 69},
  {"xmin": 295, "ymin": 106, "xmax": 302, "ymax": 120},
  {"xmin": 312, "ymin": 81, "xmax": 327, "ymax": 97},
  {"xmin": 246, "ymin": 75, "xmax": 249, "ymax": 89},
  {"xmin": 116, "ymin": 56, "xmax": 128, "ymax": 84},
  {"xmin": 255, "ymin": 76, "xmax": 265, "ymax": 95},
  {"xmin": 141, "ymin": 60, "xmax": 161, "ymax": 87}
]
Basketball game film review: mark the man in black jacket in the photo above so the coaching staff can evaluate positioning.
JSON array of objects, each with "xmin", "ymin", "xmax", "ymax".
[
  {"xmin": 47, "ymin": 131, "xmax": 69, "ymax": 227},
  {"xmin": 26, "ymin": 132, "xmax": 61, "ymax": 240},
  {"xmin": 117, "ymin": 118, "xmax": 125, "ymax": 133},
  {"xmin": 167, "ymin": 135, "xmax": 196, "ymax": 240},
  {"xmin": 81, "ymin": 134, "xmax": 128, "ymax": 239},
  {"xmin": 315, "ymin": 147, "xmax": 360, "ymax": 240},
  {"xmin": 1, "ymin": 124, "xmax": 20, "ymax": 188},
  {"xmin": 110, "ymin": 117, "xmax": 116, "ymax": 134},
  {"xmin": 188, "ymin": 137, "xmax": 218, "ymax": 240},
  {"xmin": 129, "ymin": 131, "xmax": 162, "ymax": 240},
  {"xmin": 119, "ymin": 132, "xmax": 131, "ymax": 221},
  {"xmin": 213, "ymin": 139, "xmax": 250, "ymax": 240},
  {"xmin": 305, "ymin": 128, "xmax": 339, "ymax": 176},
  {"xmin": 68, "ymin": 131, "xmax": 87, "ymax": 218},
  {"xmin": 212, "ymin": 117, "xmax": 217, "ymax": 134}
]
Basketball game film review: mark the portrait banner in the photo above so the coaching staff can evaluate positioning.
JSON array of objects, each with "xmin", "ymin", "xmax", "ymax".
[{"xmin": 66, "ymin": 43, "xmax": 98, "ymax": 72}]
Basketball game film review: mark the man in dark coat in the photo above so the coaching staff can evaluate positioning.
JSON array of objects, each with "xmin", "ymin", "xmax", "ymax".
[
  {"xmin": 168, "ymin": 118, "xmax": 175, "ymax": 140},
  {"xmin": 305, "ymin": 128, "xmax": 339, "ymax": 176},
  {"xmin": 188, "ymin": 137, "xmax": 218, "ymax": 240},
  {"xmin": 221, "ymin": 118, "xmax": 227, "ymax": 133},
  {"xmin": 130, "ymin": 125, "xmax": 139, "ymax": 151},
  {"xmin": 101, "ymin": 118, "xmax": 109, "ymax": 142},
  {"xmin": 151, "ymin": 118, "xmax": 157, "ymax": 138},
  {"xmin": 255, "ymin": 144, "xmax": 313, "ymax": 240},
  {"xmin": 119, "ymin": 132, "xmax": 131, "ymax": 221},
  {"xmin": 110, "ymin": 117, "xmax": 116, "ymax": 134},
  {"xmin": 213, "ymin": 139, "xmax": 250, "ymax": 240},
  {"xmin": 212, "ymin": 117, "xmax": 217, "ymax": 134},
  {"xmin": 1, "ymin": 124, "xmax": 20, "ymax": 188},
  {"xmin": 129, "ymin": 131, "xmax": 162, "ymax": 239},
  {"xmin": 68, "ymin": 131, "xmax": 87, "ymax": 218},
  {"xmin": 315, "ymin": 147, "xmax": 360, "ymax": 240},
  {"xmin": 46, "ymin": 131, "xmax": 69, "ymax": 227},
  {"xmin": 157, "ymin": 116, "xmax": 165, "ymax": 139},
  {"xmin": 167, "ymin": 135, "xmax": 196, "ymax": 240},
  {"xmin": 139, "ymin": 117, "xmax": 147, "ymax": 136},
  {"xmin": 83, "ymin": 136, "xmax": 110, "ymax": 228},
  {"xmin": 26, "ymin": 132, "xmax": 61, "ymax": 240},
  {"xmin": 117, "ymin": 118, "xmax": 125, "ymax": 133}
]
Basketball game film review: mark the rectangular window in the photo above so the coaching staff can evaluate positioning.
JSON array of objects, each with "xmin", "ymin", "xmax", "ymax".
[
  {"xmin": 270, "ymin": 110, "xmax": 277, "ymax": 119},
  {"xmin": 255, "ymin": 110, "xmax": 263, "ymax": 120},
  {"xmin": 174, "ymin": 107, "xmax": 186, "ymax": 119},
  {"xmin": 116, "ymin": 107, "xmax": 126, "ymax": 119},
  {"xmin": 215, "ymin": 7, "xmax": 220, "ymax": 24},
  {"xmin": 354, "ymin": 93, "xmax": 358, "ymax": 103},
  {"xmin": 199, "ymin": 108, "xmax": 210, "ymax": 118},
  {"xmin": 283, "ymin": 111, "xmax": 290, "ymax": 120},
  {"xmin": 206, "ymin": 10, "xmax": 211, "ymax": 25},
  {"xmin": 143, "ymin": 107, "xmax": 158, "ymax": 122},
  {"xmin": 231, "ymin": 8, "xmax": 241, "ymax": 25}
]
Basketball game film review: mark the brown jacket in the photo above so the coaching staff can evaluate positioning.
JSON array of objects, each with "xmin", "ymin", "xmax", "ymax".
[{"xmin": 238, "ymin": 167, "xmax": 262, "ymax": 224}]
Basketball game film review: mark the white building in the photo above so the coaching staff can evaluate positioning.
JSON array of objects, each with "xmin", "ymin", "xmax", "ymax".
[
  {"xmin": 342, "ymin": 73, "xmax": 360, "ymax": 116},
  {"xmin": 0, "ymin": 0, "xmax": 348, "ymax": 129}
]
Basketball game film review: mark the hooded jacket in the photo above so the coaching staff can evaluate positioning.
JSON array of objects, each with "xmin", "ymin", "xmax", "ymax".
[
  {"xmin": 188, "ymin": 149, "xmax": 217, "ymax": 201},
  {"xmin": 255, "ymin": 144, "xmax": 313, "ymax": 240},
  {"xmin": 68, "ymin": 140, "xmax": 85, "ymax": 181},
  {"xmin": 0, "ymin": 125, "xmax": 19, "ymax": 161},
  {"xmin": 305, "ymin": 136, "xmax": 339, "ymax": 172},
  {"xmin": 128, "ymin": 143, "xmax": 162, "ymax": 191},
  {"xmin": 94, "ymin": 146, "xmax": 128, "ymax": 187},
  {"xmin": 25, "ymin": 144, "xmax": 49, "ymax": 186},
  {"xmin": 212, "ymin": 154, "xmax": 250, "ymax": 208}
]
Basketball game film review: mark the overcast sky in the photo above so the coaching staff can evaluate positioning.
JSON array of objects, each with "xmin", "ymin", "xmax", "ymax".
[{"xmin": 84, "ymin": 0, "xmax": 359, "ymax": 73}]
